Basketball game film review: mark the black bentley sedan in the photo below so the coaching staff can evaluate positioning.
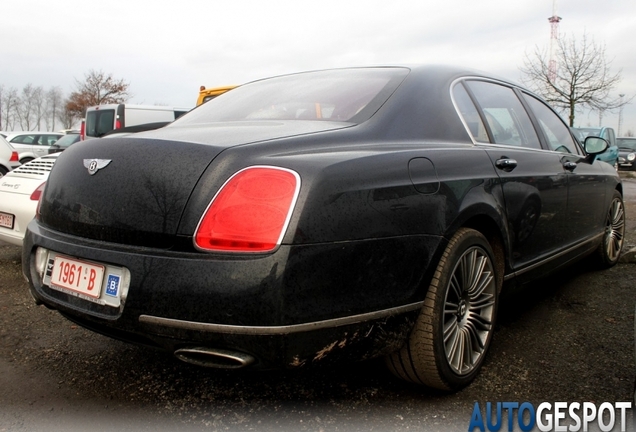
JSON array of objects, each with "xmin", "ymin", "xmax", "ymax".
[{"xmin": 22, "ymin": 65, "xmax": 623, "ymax": 392}]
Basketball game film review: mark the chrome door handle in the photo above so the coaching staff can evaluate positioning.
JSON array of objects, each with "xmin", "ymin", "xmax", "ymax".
[{"xmin": 495, "ymin": 158, "xmax": 517, "ymax": 172}]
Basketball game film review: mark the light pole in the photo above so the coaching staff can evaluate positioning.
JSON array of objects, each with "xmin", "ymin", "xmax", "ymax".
[{"xmin": 618, "ymin": 94, "xmax": 625, "ymax": 136}]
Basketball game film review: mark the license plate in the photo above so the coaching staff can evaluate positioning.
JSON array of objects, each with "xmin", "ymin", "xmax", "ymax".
[
  {"xmin": 50, "ymin": 255, "xmax": 105, "ymax": 299},
  {"xmin": 0, "ymin": 212, "xmax": 14, "ymax": 229}
]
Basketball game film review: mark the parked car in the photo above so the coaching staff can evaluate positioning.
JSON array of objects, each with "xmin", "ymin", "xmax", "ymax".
[
  {"xmin": 0, "ymin": 135, "xmax": 20, "ymax": 178},
  {"xmin": 0, "ymin": 153, "xmax": 58, "ymax": 245},
  {"xmin": 5, "ymin": 131, "xmax": 63, "ymax": 164},
  {"xmin": 617, "ymin": 137, "xmax": 636, "ymax": 170},
  {"xmin": 22, "ymin": 65, "xmax": 623, "ymax": 392},
  {"xmin": 571, "ymin": 127, "xmax": 619, "ymax": 168},
  {"xmin": 47, "ymin": 133, "xmax": 81, "ymax": 154}
]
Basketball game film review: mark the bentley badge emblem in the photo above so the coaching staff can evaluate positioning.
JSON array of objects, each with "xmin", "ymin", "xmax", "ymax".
[{"xmin": 83, "ymin": 159, "xmax": 112, "ymax": 175}]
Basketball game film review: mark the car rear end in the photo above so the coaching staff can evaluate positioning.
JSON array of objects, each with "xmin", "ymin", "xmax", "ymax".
[
  {"xmin": 0, "ymin": 155, "xmax": 56, "ymax": 245},
  {"xmin": 0, "ymin": 135, "xmax": 20, "ymax": 177}
]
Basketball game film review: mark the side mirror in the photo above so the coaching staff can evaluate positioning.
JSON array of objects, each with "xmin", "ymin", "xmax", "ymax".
[{"xmin": 584, "ymin": 136, "xmax": 609, "ymax": 155}]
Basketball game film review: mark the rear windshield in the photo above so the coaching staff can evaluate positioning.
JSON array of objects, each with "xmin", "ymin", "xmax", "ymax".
[
  {"xmin": 175, "ymin": 68, "xmax": 409, "ymax": 125},
  {"xmin": 86, "ymin": 109, "xmax": 116, "ymax": 138}
]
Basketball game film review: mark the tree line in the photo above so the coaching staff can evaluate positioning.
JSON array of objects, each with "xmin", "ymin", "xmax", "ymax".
[
  {"xmin": 1, "ymin": 33, "xmax": 631, "ymax": 135},
  {"xmin": 0, "ymin": 70, "xmax": 130, "ymax": 132}
]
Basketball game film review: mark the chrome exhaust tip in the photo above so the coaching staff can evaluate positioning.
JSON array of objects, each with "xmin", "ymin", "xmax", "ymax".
[{"xmin": 174, "ymin": 347, "xmax": 255, "ymax": 369}]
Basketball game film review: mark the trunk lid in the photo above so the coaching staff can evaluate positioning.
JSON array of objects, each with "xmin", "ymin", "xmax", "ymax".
[
  {"xmin": 38, "ymin": 137, "xmax": 224, "ymax": 249},
  {"xmin": 37, "ymin": 121, "xmax": 350, "ymax": 249}
]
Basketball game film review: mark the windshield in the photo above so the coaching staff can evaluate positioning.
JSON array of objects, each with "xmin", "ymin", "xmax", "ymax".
[
  {"xmin": 54, "ymin": 134, "xmax": 80, "ymax": 147},
  {"xmin": 174, "ymin": 68, "xmax": 409, "ymax": 126},
  {"xmin": 617, "ymin": 138, "xmax": 636, "ymax": 150}
]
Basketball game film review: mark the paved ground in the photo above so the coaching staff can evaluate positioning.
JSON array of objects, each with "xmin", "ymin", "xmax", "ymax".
[{"xmin": 0, "ymin": 179, "xmax": 635, "ymax": 431}]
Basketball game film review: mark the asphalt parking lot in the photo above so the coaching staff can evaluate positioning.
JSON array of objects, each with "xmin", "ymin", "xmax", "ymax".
[{"xmin": 1, "ymin": 178, "xmax": 636, "ymax": 432}]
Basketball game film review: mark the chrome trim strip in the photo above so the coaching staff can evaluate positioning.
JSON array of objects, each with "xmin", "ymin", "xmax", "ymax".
[
  {"xmin": 503, "ymin": 233, "xmax": 603, "ymax": 281},
  {"xmin": 139, "ymin": 302, "xmax": 424, "ymax": 335}
]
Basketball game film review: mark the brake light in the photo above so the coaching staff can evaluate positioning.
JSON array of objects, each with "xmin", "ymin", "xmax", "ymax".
[
  {"xmin": 115, "ymin": 119, "xmax": 122, "ymax": 130},
  {"xmin": 31, "ymin": 182, "xmax": 46, "ymax": 201},
  {"xmin": 194, "ymin": 166, "xmax": 300, "ymax": 252},
  {"xmin": 33, "ymin": 182, "xmax": 46, "ymax": 219},
  {"xmin": 9, "ymin": 151, "xmax": 18, "ymax": 162},
  {"xmin": 80, "ymin": 119, "xmax": 85, "ymax": 141}
]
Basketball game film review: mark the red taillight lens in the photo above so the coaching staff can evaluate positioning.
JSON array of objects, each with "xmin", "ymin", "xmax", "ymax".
[
  {"xmin": 195, "ymin": 167, "xmax": 300, "ymax": 252},
  {"xmin": 80, "ymin": 120, "xmax": 85, "ymax": 141},
  {"xmin": 33, "ymin": 182, "xmax": 46, "ymax": 220},
  {"xmin": 9, "ymin": 151, "xmax": 18, "ymax": 162},
  {"xmin": 115, "ymin": 119, "xmax": 122, "ymax": 130},
  {"xmin": 31, "ymin": 182, "xmax": 46, "ymax": 201}
]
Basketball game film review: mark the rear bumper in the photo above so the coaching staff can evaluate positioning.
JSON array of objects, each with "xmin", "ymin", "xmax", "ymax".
[{"xmin": 23, "ymin": 220, "xmax": 443, "ymax": 368}]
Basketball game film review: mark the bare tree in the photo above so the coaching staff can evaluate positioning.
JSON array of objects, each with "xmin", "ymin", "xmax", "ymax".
[
  {"xmin": 15, "ymin": 84, "xmax": 44, "ymax": 131},
  {"xmin": 520, "ymin": 32, "xmax": 628, "ymax": 126},
  {"xmin": 0, "ymin": 86, "xmax": 18, "ymax": 131},
  {"xmin": 65, "ymin": 70, "xmax": 130, "ymax": 119},
  {"xmin": 32, "ymin": 86, "xmax": 45, "ymax": 130},
  {"xmin": 45, "ymin": 86, "xmax": 64, "ymax": 131},
  {"xmin": 57, "ymin": 105, "xmax": 77, "ymax": 130}
]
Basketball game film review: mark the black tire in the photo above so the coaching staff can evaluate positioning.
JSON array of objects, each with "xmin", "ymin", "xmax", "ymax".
[
  {"xmin": 20, "ymin": 157, "xmax": 34, "ymax": 165},
  {"xmin": 0, "ymin": 166, "xmax": 7, "ymax": 178},
  {"xmin": 385, "ymin": 228, "xmax": 500, "ymax": 391},
  {"xmin": 594, "ymin": 190, "xmax": 625, "ymax": 268}
]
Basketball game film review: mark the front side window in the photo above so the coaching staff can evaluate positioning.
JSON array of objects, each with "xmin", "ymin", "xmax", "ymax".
[
  {"xmin": 523, "ymin": 94, "xmax": 580, "ymax": 154},
  {"xmin": 463, "ymin": 81, "xmax": 541, "ymax": 149}
]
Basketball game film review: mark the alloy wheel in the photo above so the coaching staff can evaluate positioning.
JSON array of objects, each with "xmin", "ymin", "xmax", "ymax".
[
  {"xmin": 443, "ymin": 246, "xmax": 496, "ymax": 376},
  {"xmin": 604, "ymin": 197, "xmax": 625, "ymax": 262}
]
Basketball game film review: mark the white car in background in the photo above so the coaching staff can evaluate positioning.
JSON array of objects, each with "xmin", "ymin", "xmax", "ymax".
[
  {"xmin": 0, "ymin": 135, "xmax": 20, "ymax": 178},
  {"xmin": 0, "ymin": 153, "xmax": 58, "ymax": 245},
  {"xmin": 4, "ymin": 131, "xmax": 63, "ymax": 164}
]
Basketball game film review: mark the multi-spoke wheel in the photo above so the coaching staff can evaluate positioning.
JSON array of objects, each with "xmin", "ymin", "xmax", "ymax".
[
  {"xmin": 595, "ymin": 190, "xmax": 625, "ymax": 268},
  {"xmin": 386, "ymin": 228, "xmax": 500, "ymax": 391}
]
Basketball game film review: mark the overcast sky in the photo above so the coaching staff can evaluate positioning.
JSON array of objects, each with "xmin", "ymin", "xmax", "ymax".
[{"xmin": 2, "ymin": 0, "xmax": 636, "ymax": 134}]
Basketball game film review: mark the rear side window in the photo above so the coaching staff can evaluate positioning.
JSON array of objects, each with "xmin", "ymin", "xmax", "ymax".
[
  {"xmin": 10, "ymin": 135, "xmax": 36, "ymax": 144},
  {"xmin": 452, "ymin": 84, "xmax": 489, "ymax": 143},
  {"xmin": 86, "ymin": 110, "xmax": 116, "ymax": 138},
  {"xmin": 464, "ymin": 81, "xmax": 541, "ymax": 149}
]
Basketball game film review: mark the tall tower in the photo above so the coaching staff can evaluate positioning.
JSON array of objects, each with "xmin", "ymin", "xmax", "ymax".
[{"xmin": 548, "ymin": 0, "xmax": 562, "ymax": 82}]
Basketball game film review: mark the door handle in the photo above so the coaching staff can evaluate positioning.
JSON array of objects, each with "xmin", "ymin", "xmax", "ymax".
[{"xmin": 495, "ymin": 158, "xmax": 517, "ymax": 172}]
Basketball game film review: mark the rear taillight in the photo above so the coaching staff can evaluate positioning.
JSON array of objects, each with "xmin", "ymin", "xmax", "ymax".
[
  {"xmin": 31, "ymin": 182, "xmax": 46, "ymax": 201},
  {"xmin": 9, "ymin": 151, "xmax": 18, "ymax": 162},
  {"xmin": 80, "ymin": 119, "xmax": 85, "ymax": 141},
  {"xmin": 194, "ymin": 166, "xmax": 300, "ymax": 253},
  {"xmin": 33, "ymin": 182, "xmax": 46, "ymax": 220},
  {"xmin": 115, "ymin": 119, "xmax": 122, "ymax": 130}
]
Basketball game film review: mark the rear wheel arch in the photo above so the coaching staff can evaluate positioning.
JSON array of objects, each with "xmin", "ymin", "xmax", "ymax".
[
  {"xmin": 458, "ymin": 214, "xmax": 508, "ymax": 289},
  {"xmin": 386, "ymin": 226, "xmax": 501, "ymax": 391}
]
